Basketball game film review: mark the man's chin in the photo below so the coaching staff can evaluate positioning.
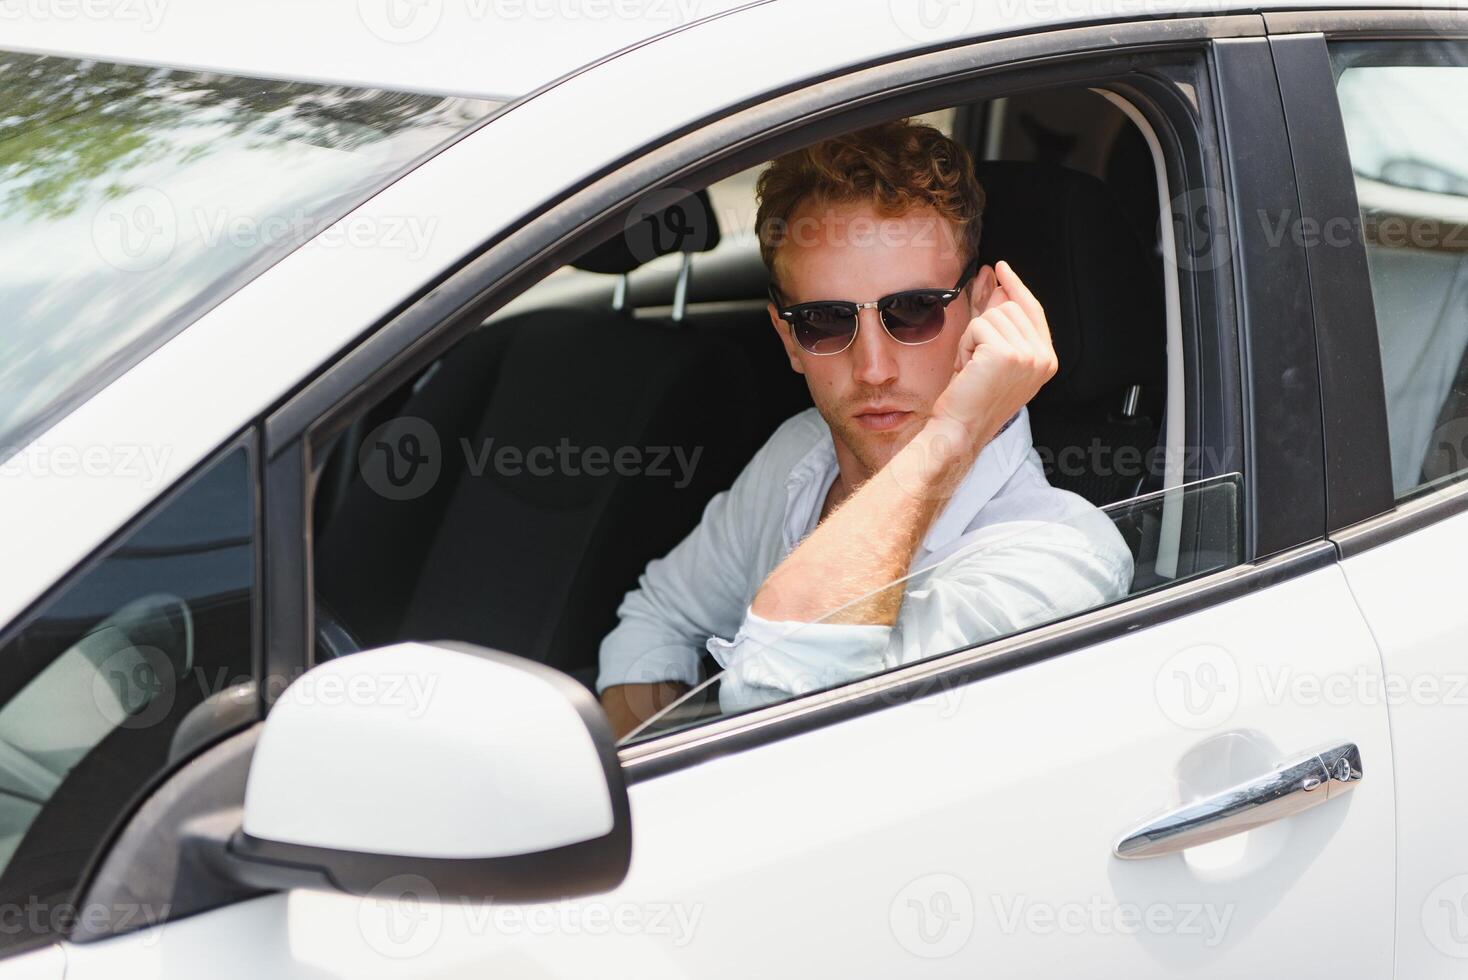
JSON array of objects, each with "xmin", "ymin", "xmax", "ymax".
[{"xmin": 838, "ymin": 415, "xmax": 923, "ymax": 472}]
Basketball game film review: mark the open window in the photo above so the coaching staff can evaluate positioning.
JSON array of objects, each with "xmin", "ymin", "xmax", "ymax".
[{"xmin": 304, "ymin": 64, "xmax": 1244, "ymax": 745}]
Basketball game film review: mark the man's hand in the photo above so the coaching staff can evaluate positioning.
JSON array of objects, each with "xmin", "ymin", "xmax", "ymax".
[
  {"xmin": 929, "ymin": 260, "xmax": 1058, "ymax": 452},
  {"xmin": 601, "ymin": 681, "xmax": 689, "ymax": 740}
]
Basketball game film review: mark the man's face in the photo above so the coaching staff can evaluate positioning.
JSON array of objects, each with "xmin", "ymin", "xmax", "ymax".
[{"xmin": 768, "ymin": 200, "xmax": 988, "ymax": 478}]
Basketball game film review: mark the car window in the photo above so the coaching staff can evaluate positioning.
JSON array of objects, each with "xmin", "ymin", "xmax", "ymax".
[
  {"xmin": 307, "ymin": 89, "xmax": 1237, "ymax": 751},
  {"xmin": 624, "ymin": 474, "xmax": 1241, "ymax": 743},
  {"xmin": 1330, "ymin": 39, "xmax": 1468, "ymax": 498},
  {"xmin": 0, "ymin": 51, "xmax": 502, "ymax": 458},
  {"xmin": 0, "ymin": 445, "xmax": 255, "ymax": 956}
]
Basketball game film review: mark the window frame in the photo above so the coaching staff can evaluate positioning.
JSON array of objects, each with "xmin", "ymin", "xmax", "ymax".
[
  {"xmin": 0, "ymin": 428, "xmax": 263, "ymax": 959},
  {"xmin": 1262, "ymin": 10, "xmax": 1468, "ymax": 556},
  {"xmin": 259, "ymin": 15, "xmax": 1318, "ymax": 777}
]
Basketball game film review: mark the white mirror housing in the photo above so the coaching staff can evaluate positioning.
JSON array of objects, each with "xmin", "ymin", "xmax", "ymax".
[{"xmin": 227, "ymin": 642, "xmax": 630, "ymax": 901}]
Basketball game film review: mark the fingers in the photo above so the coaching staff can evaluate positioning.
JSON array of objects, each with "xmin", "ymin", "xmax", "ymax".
[
  {"xmin": 958, "ymin": 298, "xmax": 1058, "ymax": 378},
  {"xmin": 956, "ymin": 309, "xmax": 1005, "ymax": 371},
  {"xmin": 995, "ymin": 260, "xmax": 1048, "ymax": 340}
]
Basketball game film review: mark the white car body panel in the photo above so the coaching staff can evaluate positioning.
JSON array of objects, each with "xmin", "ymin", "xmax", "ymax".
[
  {"xmin": 1340, "ymin": 503, "xmax": 1468, "ymax": 977},
  {"xmin": 0, "ymin": 946, "xmax": 63, "ymax": 980},
  {"xmin": 60, "ymin": 565, "xmax": 1395, "ymax": 978}
]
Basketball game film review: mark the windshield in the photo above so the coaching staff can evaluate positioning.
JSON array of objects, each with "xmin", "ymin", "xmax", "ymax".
[{"xmin": 0, "ymin": 52, "xmax": 502, "ymax": 455}]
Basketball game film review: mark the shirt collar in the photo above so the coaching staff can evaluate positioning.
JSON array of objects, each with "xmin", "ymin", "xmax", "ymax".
[{"xmin": 782, "ymin": 407, "xmax": 1035, "ymax": 556}]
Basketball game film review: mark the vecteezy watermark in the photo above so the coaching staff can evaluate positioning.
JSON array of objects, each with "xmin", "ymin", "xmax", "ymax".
[
  {"xmin": 758, "ymin": 207, "xmax": 968, "ymax": 263},
  {"xmin": 461, "ymin": 438, "xmax": 703, "ymax": 489},
  {"xmin": 357, "ymin": 875, "xmax": 704, "ymax": 959},
  {"xmin": 0, "ymin": 898, "xmax": 172, "ymax": 942},
  {"xmin": 359, "ymin": 875, "xmax": 443, "ymax": 959},
  {"xmin": 889, "ymin": 0, "xmax": 976, "ymax": 43},
  {"xmin": 990, "ymin": 894, "xmax": 1234, "ymax": 947},
  {"xmin": 890, "ymin": 873, "xmax": 975, "ymax": 959},
  {"xmin": 0, "ymin": 441, "xmax": 174, "ymax": 490},
  {"xmin": 91, "ymin": 191, "xmax": 440, "ymax": 273},
  {"xmin": 996, "ymin": 0, "xmax": 1236, "ymax": 22},
  {"xmin": 91, "ymin": 187, "xmax": 178, "ymax": 273},
  {"xmin": 1154, "ymin": 643, "xmax": 1240, "ymax": 730},
  {"xmin": 0, "ymin": 0, "xmax": 167, "ymax": 30},
  {"xmin": 1034, "ymin": 441, "xmax": 1241, "ymax": 483},
  {"xmin": 92, "ymin": 658, "xmax": 442, "ymax": 731},
  {"xmin": 272, "ymin": 669, "xmax": 441, "ymax": 718},
  {"xmin": 357, "ymin": 416, "xmax": 706, "ymax": 501},
  {"xmin": 1424, "ymin": 874, "xmax": 1468, "ymax": 959},
  {"xmin": 1166, "ymin": 186, "xmax": 1231, "ymax": 273},
  {"xmin": 1258, "ymin": 665, "xmax": 1468, "ymax": 708},
  {"xmin": 357, "ymin": 0, "xmax": 705, "ymax": 44},
  {"xmin": 359, "ymin": 417, "xmax": 443, "ymax": 502},
  {"xmin": 193, "ymin": 208, "xmax": 438, "ymax": 261}
]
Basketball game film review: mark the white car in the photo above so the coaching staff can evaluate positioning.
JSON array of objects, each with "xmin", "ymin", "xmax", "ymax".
[{"xmin": 2, "ymin": 1, "xmax": 1467, "ymax": 976}]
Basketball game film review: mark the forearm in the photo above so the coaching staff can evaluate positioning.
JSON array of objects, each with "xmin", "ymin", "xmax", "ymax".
[
  {"xmin": 601, "ymin": 682, "xmax": 690, "ymax": 740},
  {"xmin": 750, "ymin": 418, "xmax": 980, "ymax": 626}
]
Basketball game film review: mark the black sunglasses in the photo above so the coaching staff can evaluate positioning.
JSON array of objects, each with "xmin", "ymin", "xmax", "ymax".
[{"xmin": 769, "ymin": 257, "xmax": 980, "ymax": 355}]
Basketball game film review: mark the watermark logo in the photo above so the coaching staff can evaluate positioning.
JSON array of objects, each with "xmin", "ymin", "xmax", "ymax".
[
  {"xmin": 358, "ymin": 0, "xmax": 443, "ymax": 42},
  {"xmin": 359, "ymin": 416, "xmax": 442, "ymax": 501},
  {"xmin": 1423, "ymin": 874, "xmax": 1468, "ymax": 958},
  {"xmin": 889, "ymin": 0, "xmax": 975, "ymax": 42},
  {"xmin": 358, "ymin": 874, "xmax": 443, "ymax": 959},
  {"xmin": 622, "ymin": 186, "xmax": 713, "ymax": 267},
  {"xmin": 890, "ymin": 872, "xmax": 974, "ymax": 959},
  {"xmin": 1155, "ymin": 643, "xmax": 1239, "ymax": 729},
  {"xmin": 91, "ymin": 645, "xmax": 177, "ymax": 730},
  {"xmin": 991, "ymin": 894, "xmax": 1233, "ymax": 946},
  {"xmin": 1422, "ymin": 416, "xmax": 1468, "ymax": 484},
  {"xmin": 1167, "ymin": 186, "xmax": 1230, "ymax": 273},
  {"xmin": 92, "ymin": 187, "xmax": 177, "ymax": 272},
  {"xmin": 0, "ymin": 0, "xmax": 167, "ymax": 30}
]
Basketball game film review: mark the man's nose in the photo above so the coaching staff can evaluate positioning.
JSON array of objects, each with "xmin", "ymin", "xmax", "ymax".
[{"xmin": 849, "ymin": 308, "xmax": 899, "ymax": 387}]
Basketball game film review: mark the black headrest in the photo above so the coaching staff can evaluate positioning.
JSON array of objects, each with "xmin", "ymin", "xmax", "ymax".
[
  {"xmin": 973, "ymin": 161, "xmax": 1165, "ymax": 410},
  {"xmin": 574, "ymin": 187, "xmax": 721, "ymax": 276}
]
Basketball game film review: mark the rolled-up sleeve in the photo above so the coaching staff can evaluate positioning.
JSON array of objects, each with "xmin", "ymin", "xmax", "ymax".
[{"xmin": 708, "ymin": 509, "xmax": 1134, "ymax": 712}]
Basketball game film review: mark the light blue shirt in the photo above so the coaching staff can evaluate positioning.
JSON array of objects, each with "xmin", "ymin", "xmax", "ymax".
[{"xmin": 596, "ymin": 406, "xmax": 1134, "ymax": 710}]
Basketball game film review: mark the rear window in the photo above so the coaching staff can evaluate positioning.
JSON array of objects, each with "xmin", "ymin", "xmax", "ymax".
[{"xmin": 0, "ymin": 52, "xmax": 502, "ymax": 455}]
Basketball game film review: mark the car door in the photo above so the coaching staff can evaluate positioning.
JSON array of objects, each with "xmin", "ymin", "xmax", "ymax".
[
  {"xmin": 55, "ymin": 15, "xmax": 1398, "ymax": 980},
  {"xmin": 1265, "ymin": 13, "xmax": 1468, "ymax": 978}
]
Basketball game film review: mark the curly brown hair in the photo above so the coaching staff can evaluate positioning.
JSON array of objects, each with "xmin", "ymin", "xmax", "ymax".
[{"xmin": 755, "ymin": 118, "xmax": 985, "ymax": 291}]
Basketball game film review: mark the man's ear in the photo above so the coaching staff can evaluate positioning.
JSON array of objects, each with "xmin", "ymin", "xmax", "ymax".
[
  {"xmin": 969, "ymin": 263, "xmax": 998, "ymax": 317},
  {"xmin": 768, "ymin": 303, "xmax": 805, "ymax": 375}
]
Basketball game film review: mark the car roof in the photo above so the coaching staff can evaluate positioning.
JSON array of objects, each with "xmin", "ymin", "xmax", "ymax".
[
  {"xmin": 0, "ymin": 0, "xmax": 765, "ymax": 99},
  {"xmin": 2, "ymin": 0, "xmax": 1455, "ymax": 101}
]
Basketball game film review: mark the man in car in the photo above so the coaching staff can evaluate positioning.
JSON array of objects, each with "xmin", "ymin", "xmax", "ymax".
[{"xmin": 597, "ymin": 119, "xmax": 1134, "ymax": 738}]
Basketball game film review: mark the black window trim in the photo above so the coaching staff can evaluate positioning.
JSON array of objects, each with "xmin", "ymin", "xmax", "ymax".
[
  {"xmin": 258, "ymin": 14, "xmax": 1316, "ymax": 777},
  {"xmin": 1263, "ymin": 10, "xmax": 1468, "ymax": 553}
]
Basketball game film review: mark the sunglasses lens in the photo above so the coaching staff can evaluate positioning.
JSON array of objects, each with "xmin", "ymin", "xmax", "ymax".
[
  {"xmin": 793, "ymin": 305, "xmax": 858, "ymax": 353},
  {"xmin": 881, "ymin": 293, "xmax": 947, "ymax": 344}
]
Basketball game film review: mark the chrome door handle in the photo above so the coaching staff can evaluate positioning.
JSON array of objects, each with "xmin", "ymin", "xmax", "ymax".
[{"xmin": 1114, "ymin": 743, "xmax": 1362, "ymax": 859}]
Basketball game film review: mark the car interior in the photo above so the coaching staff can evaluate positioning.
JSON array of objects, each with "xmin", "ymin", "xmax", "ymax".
[{"xmin": 311, "ymin": 87, "xmax": 1237, "ymax": 698}]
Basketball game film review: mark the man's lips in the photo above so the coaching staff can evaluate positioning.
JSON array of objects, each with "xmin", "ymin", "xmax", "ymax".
[{"xmin": 852, "ymin": 406, "xmax": 913, "ymax": 431}]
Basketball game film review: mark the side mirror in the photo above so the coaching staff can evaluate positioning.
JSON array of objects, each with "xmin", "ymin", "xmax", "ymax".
[{"xmin": 224, "ymin": 642, "xmax": 630, "ymax": 902}]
